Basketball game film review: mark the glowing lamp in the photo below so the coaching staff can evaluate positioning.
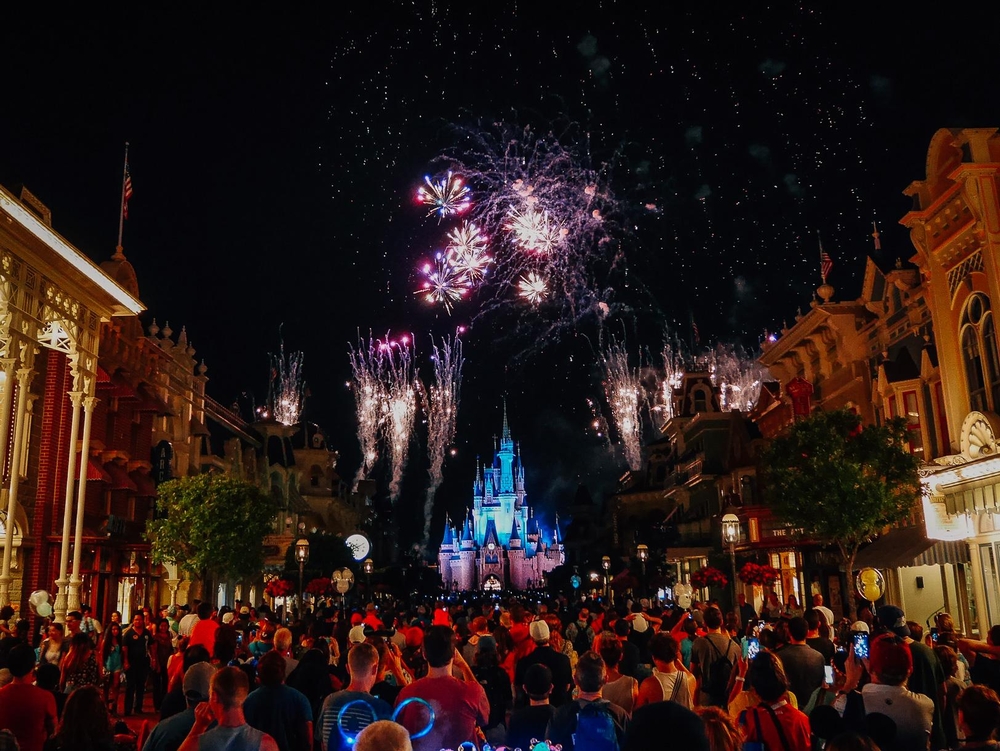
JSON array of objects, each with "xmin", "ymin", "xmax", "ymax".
[
  {"xmin": 721, "ymin": 513, "xmax": 740, "ymax": 546},
  {"xmin": 295, "ymin": 538, "xmax": 310, "ymax": 564},
  {"xmin": 637, "ymin": 544, "xmax": 649, "ymax": 562}
]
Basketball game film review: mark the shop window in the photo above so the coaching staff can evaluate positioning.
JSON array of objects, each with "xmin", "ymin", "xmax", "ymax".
[
  {"xmin": 961, "ymin": 293, "xmax": 997, "ymax": 412},
  {"xmin": 902, "ymin": 390, "xmax": 924, "ymax": 456}
]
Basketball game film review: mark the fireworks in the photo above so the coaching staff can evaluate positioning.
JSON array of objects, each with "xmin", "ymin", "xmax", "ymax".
[
  {"xmin": 419, "ymin": 254, "xmax": 470, "ymax": 314},
  {"xmin": 657, "ymin": 341, "xmax": 686, "ymax": 424},
  {"xmin": 268, "ymin": 341, "xmax": 306, "ymax": 426},
  {"xmin": 381, "ymin": 339, "xmax": 417, "ymax": 503},
  {"xmin": 416, "ymin": 171, "xmax": 471, "ymax": 219},
  {"xmin": 348, "ymin": 336, "xmax": 387, "ymax": 490},
  {"xmin": 446, "ymin": 221, "xmax": 488, "ymax": 258},
  {"xmin": 518, "ymin": 271, "xmax": 548, "ymax": 304},
  {"xmin": 604, "ymin": 338, "xmax": 644, "ymax": 471},
  {"xmin": 708, "ymin": 344, "xmax": 767, "ymax": 413},
  {"xmin": 505, "ymin": 208, "xmax": 565, "ymax": 254},
  {"xmin": 422, "ymin": 336, "xmax": 464, "ymax": 547}
]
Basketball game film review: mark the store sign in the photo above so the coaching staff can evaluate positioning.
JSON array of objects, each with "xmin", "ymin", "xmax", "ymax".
[{"xmin": 923, "ymin": 496, "xmax": 971, "ymax": 541}]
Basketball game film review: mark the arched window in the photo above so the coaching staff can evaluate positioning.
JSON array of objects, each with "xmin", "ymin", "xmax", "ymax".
[{"xmin": 961, "ymin": 293, "xmax": 1000, "ymax": 412}]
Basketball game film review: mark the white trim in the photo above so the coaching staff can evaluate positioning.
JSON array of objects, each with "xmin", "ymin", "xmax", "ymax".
[{"xmin": 0, "ymin": 188, "xmax": 144, "ymax": 316}]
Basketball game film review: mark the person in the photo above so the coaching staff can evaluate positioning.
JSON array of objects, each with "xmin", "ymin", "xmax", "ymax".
[
  {"xmin": 636, "ymin": 631, "xmax": 695, "ymax": 710},
  {"xmin": 0, "ymin": 618, "xmax": 29, "ymax": 669},
  {"xmin": 624, "ymin": 697, "xmax": 711, "ymax": 751},
  {"xmin": 318, "ymin": 643, "xmax": 393, "ymax": 751},
  {"xmin": 565, "ymin": 609, "xmax": 595, "ymax": 658},
  {"xmin": 507, "ymin": 664, "xmax": 555, "ymax": 751},
  {"xmin": 100, "ymin": 621, "xmax": 124, "ymax": 715},
  {"xmin": 514, "ymin": 619, "xmax": 573, "ymax": 707},
  {"xmin": 776, "ymin": 616, "xmax": 825, "ymax": 706},
  {"xmin": 34, "ymin": 664, "xmax": 66, "ymax": 720},
  {"xmin": 805, "ymin": 608, "xmax": 835, "ymax": 663},
  {"xmin": 737, "ymin": 594, "xmax": 758, "ymax": 629},
  {"xmin": 736, "ymin": 651, "xmax": 811, "ymax": 751},
  {"xmin": 123, "ymin": 613, "xmax": 153, "ymax": 716},
  {"xmin": 250, "ymin": 621, "xmax": 276, "ymax": 659},
  {"xmin": 142, "ymin": 662, "xmax": 217, "ymax": 751},
  {"xmin": 935, "ymin": 644, "xmax": 962, "ymax": 747},
  {"xmin": 393, "ymin": 625, "xmax": 489, "ymax": 751},
  {"xmin": 856, "ymin": 634, "xmax": 932, "ymax": 751},
  {"xmin": 784, "ymin": 594, "xmax": 804, "ymax": 619},
  {"xmin": 764, "ymin": 592, "xmax": 783, "ymax": 622},
  {"xmin": 187, "ymin": 603, "xmax": 219, "ymax": 653},
  {"xmin": 812, "ymin": 594, "xmax": 835, "ymax": 631},
  {"xmin": 955, "ymin": 684, "xmax": 1000, "ymax": 750},
  {"xmin": 612, "ymin": 619, "xmax": 641, "ymax": 678},
  {"xmin": 79, "ymin": 605, "xmax": 103, "ymax": 645},
  {"xmin": 177, "ymin": 666, "xmax": 279, "ymax": 751},
  {"xmin": 598, "ymin": 634, "xmax": 638, "ymax": 714},
  {"xmin": 691, "ymin": 606, "xmax": 738, "ymax": 707},
  {"xmin": 273, "ymin": 628, "xmax": 299, "ymax": 676},
  {"xmin": 43, "ymin": 685, "xmax": 114, "ymax": 751},
  {"xmin": 177, "ymin": 603, "xmax": 200, "ymax": 639},
  {"xmin": 0, "ymin": 645, "xmax": 57, "ymax": 751},
  {"xmin": 696, "ymin": 706, "xmax": 742, "ymax": 751},
  {"xmin": 472, "ymin": 636, "xmax": 512, "ymax": 747},
  {"xmin": 545, "ymin": 652, "xmax": 629, "ymax": 751},
  {"xmin": 0, "ymin": 605, "xmax": 13, "ymax": 638},
  {"xmin": 151, "ymin": 619, "xmax": 174, "ymax": 712},
  {"xmin": 159, "ymin": 645, "xmax": 212, "ymax": 721},
  {"xmin": 286, "ymin": 648, "xmax": 336, "ymax": 735},
  {"xmin": 243, "ymin": 651, "xmax": 313, "ymax": 751},
  {"xmin": 37, "ymin": 623, "xmax": 66, "ymax": 668},
  {"xmin": 958, "ymin": 625, "xmax": 1000, "ymax": 694},
  {"xmin": 60, "ymin": 632, "xmax": 101, "ymax": 693},
  {"xmin": 353, "ymin": 720, "xmax": 412, "ymax": 751}
]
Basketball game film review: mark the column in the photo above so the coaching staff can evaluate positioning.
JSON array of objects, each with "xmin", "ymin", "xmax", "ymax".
[
  {"xmin": 0, "ymin": 366, "xmax": 36, "ymax": 606},
  {"xmin": 67, "ymin": 394, "xmax": 97, "ymax": 611},
  {"xmin": 53, "ymin": 391, "xmax": 83, "ymax": 623}
]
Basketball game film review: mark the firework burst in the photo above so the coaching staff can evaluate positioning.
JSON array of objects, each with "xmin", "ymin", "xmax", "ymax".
[
  {"xmin": 416, "ymin": 171, "xmax": 472, "ymax": 219},
  {"xmin": 418, "ymin": 254, "xmax": 470, "ymax": 313},
  {"xmin": 518, "ymin": 271, "xmax": 548, "ymax": 304},
  {"xmin": 348, "ymin": 336, "xmax": 387, "ymax": 490},
  {"xmin": 505, "ymin": 207, "xmax": 565, "ymax": 254},
  {"xmin": 381, "ymin": 338, "xmax": 418, "ymax": 503},
  {"xmin": 268, "ymin": 343, "xmax": 306, "ymax": 426},
  {"xmin": 422, "ymin": 336, "xmax": 464, "ymax": 547},
  {"xmin": 604, "ymin": 338, "xmax": 644, "ymax": 471}
]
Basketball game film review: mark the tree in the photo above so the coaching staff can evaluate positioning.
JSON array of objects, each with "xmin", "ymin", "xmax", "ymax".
[
  {"xmin": 146, "ymin": 474, "xmax": 279, "ymax": 583},
  {"xmin": 760, "ymin": 408, "xmax": 920, "ymax": 621}
]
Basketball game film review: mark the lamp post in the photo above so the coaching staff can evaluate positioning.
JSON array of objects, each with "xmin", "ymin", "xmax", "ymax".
[
  {"xmin": 721, "ymin": 510, "xmax": 740, "ymax": 622},
  {"xmin": 363, "ymin": 558, "xmax": 374, "ymax": 594},
  {"xmin": 601, "ymin": 555, "xmax": 611, "ymax": 601},
  {"xmin": 637, "ymin": 544, "xmax": 649, "ymax": 595},
  {"xmin": 294, "ymin": 537, "xmax": 310, "ymax": 623}
]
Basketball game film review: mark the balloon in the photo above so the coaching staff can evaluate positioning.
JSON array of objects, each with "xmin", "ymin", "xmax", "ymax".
[{"xmin": 37, "ymin": 602, "xmax": 52, "ymax": 617}]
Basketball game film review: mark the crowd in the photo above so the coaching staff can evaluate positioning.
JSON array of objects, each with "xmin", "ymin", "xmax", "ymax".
[{"xmin": 1, "ymin": 592, "xmax": 1000, "ymax": 750}]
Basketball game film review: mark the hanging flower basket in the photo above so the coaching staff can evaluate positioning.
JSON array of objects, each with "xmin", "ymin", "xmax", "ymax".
[
  {"xmin": 691, "ymin": 566, "xmax": 728, "ymax": 589},
  {"xmin": 265, "ymin": 578, "xmax": 295, "ymax": 598},
  {"xmin": 306, "ymin": 577, "xmax": 332, "ymax": 597},
  {"xmin": 738, "ymin": 562, "xmax": 779, "ymax": 586}
]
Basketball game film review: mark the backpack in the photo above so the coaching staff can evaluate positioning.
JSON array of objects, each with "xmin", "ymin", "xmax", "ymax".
[
  {"xmin": 569, "ymin": 622, "xmax": 595, "ymax": 656},
  {"xmin": 475, "ymin": 666, "xmax": 511, "ymax": 730},
  {"xmin": 573, "ymin": 699, "xmax": 620, "ymax": 751},
  {"xmin": 704, "ymin": 636, "xmax": 736, "ymax": 706}
]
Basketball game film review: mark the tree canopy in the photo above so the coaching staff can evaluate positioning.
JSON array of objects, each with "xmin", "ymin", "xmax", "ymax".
[
  {"xmin": 146, "ymin": 473, "xmax": 279, "ymax": 581},
  {"xmin": 760, "ymin": 408, "xmax": 921, "ymax": 618}
]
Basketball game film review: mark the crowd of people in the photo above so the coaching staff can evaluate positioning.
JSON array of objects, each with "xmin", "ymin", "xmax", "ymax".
[{"xmin": 0, "ymin": 592, "xmax": 999, "ymax": 750}]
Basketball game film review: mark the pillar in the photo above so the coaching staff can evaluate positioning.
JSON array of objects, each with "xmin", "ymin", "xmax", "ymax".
[
  {"xmin": 67, "ymin": 394, "xmax": 97, "ymax": 610},
  {"xmin": 0, "ymin": 365, "xmax": 36, "ymax": 606},
  {"xmin": 53, "ymin": 391, "xmax": 83, "ymax": 623}
]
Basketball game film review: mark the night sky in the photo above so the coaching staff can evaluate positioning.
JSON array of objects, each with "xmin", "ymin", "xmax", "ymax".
[{"xmin": 3, "ymin": 5, "xmax": 999, "ymax": 547}]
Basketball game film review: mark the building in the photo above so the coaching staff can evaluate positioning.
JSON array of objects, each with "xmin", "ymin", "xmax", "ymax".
[{"xmin": 438, "ymin": 406, "xmax": 563, "ymax": 591}]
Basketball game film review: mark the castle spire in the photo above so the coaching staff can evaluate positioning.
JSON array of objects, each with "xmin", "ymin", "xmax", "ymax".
[
  {"xmin": 872, "ymin": 220, "xmax": 882, "ymax": 251},
  {"xmin": 502, "ymin": 398, "xmax": 511, "ymax": 442}
]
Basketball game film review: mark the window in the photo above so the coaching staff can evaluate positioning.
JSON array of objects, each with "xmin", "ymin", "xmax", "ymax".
[
  {"xmin": 902, "ymin": 390, "xmax": 924, "ymax": 456},
  {"xmin": 961, "ymin": 293, "xmax": 1000, "ymax": 412}
]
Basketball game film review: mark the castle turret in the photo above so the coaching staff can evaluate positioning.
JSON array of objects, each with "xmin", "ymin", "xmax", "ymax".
[{"xmin": 509, "ymin": 518, "xmax": 522, "ymax": 549}]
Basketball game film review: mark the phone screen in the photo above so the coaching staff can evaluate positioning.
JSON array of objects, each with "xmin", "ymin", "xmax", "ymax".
[
  {"xmin": 746, "ymin": 637, "xmax": 760, "ymax": 661},
  {"xmin": 931, "ymin": 627, "xmax": 939, "ymax": 643},
  {"xmin": 852, "ymin": 632, "xmax": 870, "ymax": 660},
  {"xmin": 824, "ymin": 665, "xmax": 834, "ymax": 684}
]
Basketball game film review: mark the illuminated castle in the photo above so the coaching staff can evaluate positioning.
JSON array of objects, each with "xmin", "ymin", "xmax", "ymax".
[{"xmin": 438, "ymin": 406, "xmax": 564, "ymax": 591}]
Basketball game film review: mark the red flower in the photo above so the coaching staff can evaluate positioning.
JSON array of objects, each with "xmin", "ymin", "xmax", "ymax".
[
  {"xmin": 265, "ymin": 578, "xmax": 295, "ymax": 598},
  {"xmin": 306, "ymin": 577, "xmax": 332, "ymax": 597},
  {"xmin": 691, "ymin": 566, "xmax": 729, "ymax": 589},
  {"xmin": 737, "ymin": 562, "xmax": 779, "ymax": 586}
]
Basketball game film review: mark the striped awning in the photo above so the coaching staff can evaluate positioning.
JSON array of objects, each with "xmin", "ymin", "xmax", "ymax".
[{"xmin": 942, "ymin": 477, "xmax": 1000, "ymax": 515}]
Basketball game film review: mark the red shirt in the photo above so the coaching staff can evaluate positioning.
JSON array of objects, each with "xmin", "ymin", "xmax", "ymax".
[
  {"xmin": 395, "ymin": 676, "xmax": 489, "ymax": 751},
  {"xmin": 188, "ymin": 618, "xmax": 219, "ymax": 652},
  {"xmin": 0, "ymin": 682, "xmax": 57, "ymax": 751},
  {"xmin": 739, "ymin": 701, "xmax": 811, "ymax": 751}
]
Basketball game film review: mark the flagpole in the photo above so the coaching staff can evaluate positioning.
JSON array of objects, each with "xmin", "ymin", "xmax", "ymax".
[
  {"xmin": 116, "ymin": 142, "xmax": 129, "ymax": 257},
  {"xmin": 817, "ymin": 230, "xmax": 826, "ymax": 284}
]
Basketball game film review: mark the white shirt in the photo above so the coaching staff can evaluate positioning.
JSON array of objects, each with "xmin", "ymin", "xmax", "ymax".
[
  {"xmin": 813, "ymin": 605, "xmax": 835, "ymax": 629},
  {"xmin": 178, "ymin": 613, "xmax": 200, "ymax": 637}
]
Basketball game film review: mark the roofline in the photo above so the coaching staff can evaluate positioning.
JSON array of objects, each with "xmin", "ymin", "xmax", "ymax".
[{"xmin": 0, "ymin": 186, "xmax": 145, "ymax": 316}]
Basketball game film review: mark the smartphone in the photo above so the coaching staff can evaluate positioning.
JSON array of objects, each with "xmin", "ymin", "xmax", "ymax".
[
  {"xmin": 746, "ymin": 637, "xmax": 760, "ymax": 661},
  {"xmin": 931, "ymin": 627, "xmax": 939, "ymax": 643},
  {"xmin": 236, "ymin": 633, "xmax": 242, "ymax": 645},
  {"xmin": 852, "ymin": 632, "xmax": 870, "ymax": 660},
  {"xmin": 824, "ymin": 665, "xmax": 834, "ymax": 685}
]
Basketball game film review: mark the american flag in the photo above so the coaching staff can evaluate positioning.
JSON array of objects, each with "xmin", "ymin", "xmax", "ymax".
[
  {"xmin": 818, "ymin": 233, "xmax": 833, "ymax": 282},
  {"xmin": 123, "ymin": 162, "xmax": 133, "ymax": 219},
  {"xmin": 690, "ymin": 313, "xmax": 700, "ymax": 345}
]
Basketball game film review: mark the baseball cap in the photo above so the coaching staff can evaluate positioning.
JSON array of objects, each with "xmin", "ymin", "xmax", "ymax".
[
  {"xmin": 578, "ymin": 608, "xmax": 590, "ymax": 621},
  {"xmin": 529, "ymin": 620, "xmax": 551, "ymax": 642},
  {"xmin": 851, "ymin": 621, "xmax": 870, "ymax": 634},
  {"xmin": 183, "ymin": 662, "xmax": 216, "ymax": 702},
  {"xmin": 240, "ymin": 606, "xmax": 250, "ymax": 616},
  {"xmin": 348, "ymin": 625, "xmax": 367, "ymax": 644},
  {"xmin": 876, "ymin": 605, "xmax": 909, "ymax": 638},
  {"xmin": 632, "ymin": 614, "xmax": 649, "ymax": 633},
  {"xmin": 221, "ymin": 612, "xmax": 235, "ymax": 624}
]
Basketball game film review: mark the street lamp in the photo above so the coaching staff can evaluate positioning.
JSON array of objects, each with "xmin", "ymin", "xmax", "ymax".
[
  {"xmin": 363, "ymin": 558, "xmax": 374, "ymax": 593},
  {"xmin": 601, "ymin": 555, "xmax": 611, "ymax": 600},
  {"xmin": 294, "ymin": 537, "xmax": 310, "ymax": 623},
  {"xmin": 637, "ymin": 544, "xmax": 649, "ymax": 596},
  {"xmin": 721, "ymin": 510, "xmax": 740, "ymax": 623}
]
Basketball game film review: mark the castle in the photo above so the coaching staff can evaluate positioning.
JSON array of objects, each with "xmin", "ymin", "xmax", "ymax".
[{"xmin": 438, "ymin": 407, "xmax": 564, "ymax": 591}]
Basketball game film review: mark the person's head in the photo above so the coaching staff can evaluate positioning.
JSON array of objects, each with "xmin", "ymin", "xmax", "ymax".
[
  {"xmin": 48, "ymin": 622, "xmax": 64, "ymax": 641},
  {"xmin": 935, "ymin": 644, "xmax": 959, "ymax": 679},
  {"xmin": 703, "ymin": 606, "xmax": 723, "ymax": 631},
  {"xmin": 111, "ymin": 611, "xmax": 122, "ymax": 623},
  {"xmin": 813, "ymin": 593, "xmax": 824, "ymax": 606},
  {"xmin": 70, "ymin": 631, "xmax": 92, "ymax": 653},
  {"xmin": 58, "ymin": 686, "xmax": 112, "ymax": 748},
  {"xmin": 197, "ymin": 601, "xmax": 214, "ymax": 620},
  {"xmin": 108, "ymin": 621, "xmax": 122, "ymax": 638},
  {"xmin": 470, "ymin": 616, "xmax": 488, "ymax": 634},
  {"xmin": 0, "ymin": 605, "xmax": 14, "ymax": 621},
  {"xmin": 35, "ymin": 663, "xmax": 60, "ymax": 690},
  {"xmin": 183, "ymin": 662, "xmax": 216, "ymax": 707},
  {"xmin": 989, "ymin": 625, "xmax": 1000, "ymax": 648},
  {"xmin": 597, "ymin": 634, "xmax": 622, "ymax": 669},
  {"xmin": 183, "ymin": 644, "xmax": 212, "ymax": 673},
  {"xmin": 906, "ymin": 621, "xmax": 924, "ymax": 642},
  {"xmin": 869, "ymin": 635, "xmax": 912, "ymax": 686},
  {"xmin": 422, "ymin": 625, "xmax": 456, "ymax": 668},
  {"xmin": 7, "ymin": 645, "xmax": 34, "ymax": 679},
  {"xmin": 475, "ymin": 635, "xmax": 499, "ymax": 667},
  {"xmin": 523, "ymin": 663, "xmax": 553, "ymax": 701},
  {"xmin": 786, "ymin": 593, "xmax": 799, "ymax": 607},
  {"xmin": 936, "ymin": 612, "xmax": 957, "ymax": 634},
  {"xmin": 131, "ymin": 613, "xmax": 144, "ymax": 631},
  {"xmin": 748, "ymin": 651, "xmax": 790, "ymax": 702},
  {"xmin": 209, "ymin": 666, "xmax": 250, "ymax": 714},
  {"xmin": 257, "ymin": 650, "xmax": 287, "ymax": 687},
  {"xmin": 528, "ymin": 619, "xmax": 550, "ymax": 645},
  {"xmin": 65, "ymin": 611, "xmax": 82, "ymax": 633},
  {"xmin": 958, "ymin": 684, "xmax": 1000, "ymax": 740},
  {"xmin": 823, "ymin": 733, "xmax": 881, "ymax": 751},
  {"xmin": 648, "ymin": 632, "xmax": 680, "ymax": 666},
  {"xmin": 874, "ymin": 605, "xmax": 909, "ymax": 639},
  {"xmin": 274, "ymin": 627, "xmax": 293, "ymax": 653},
  {"xmin": 805, "ymin": 609, "xmax": 821, "ymax": 633},
  {"xmin": 737, "ymin": 593, "xmax": 747, "ymax": 606},
  {"xmin": 348, "ymin": 642, "xmax": 381, "ymax": 684},
  {"xmin": 788, "ymin": 616, "xmax": 808, "ymax": 643},
  {"xmin": 696, "ymin": 706, "xmax": 742, "ymax": 751},
  {"xmin": 574, "ymin": 651, "xmax": 606, "ymax": 693},
  {"xmin": 156, "ymin": 618, "xmax": 170, "ymax": 635},
  {"xmin": 355, "ymin": 720, "xmax": 413, "ymax": 751}
]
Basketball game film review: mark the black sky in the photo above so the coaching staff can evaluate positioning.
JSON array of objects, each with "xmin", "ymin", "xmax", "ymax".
[{"xmin": 3, "ymin": 5, "xmax": 1000, "ymax": 546}]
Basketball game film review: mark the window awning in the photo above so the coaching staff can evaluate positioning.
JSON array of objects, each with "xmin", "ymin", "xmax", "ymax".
[
  {"xmin": 129, "ymin": 468, "xmax": 157, "ymax": 497},
  {"xmin": 942, "ymin": 477, "xmax": 1000, "ymax": 516},
  {"xmin": 854, "ymin": 525, "xmax": 936, "ymax": 569},
  {"xmin": 76, "ymin": 457, "xmax": 111, "ymax": 482},
  {"xmin": 103, "ymin": 461, "xmax": 138, "ymax": 491}
]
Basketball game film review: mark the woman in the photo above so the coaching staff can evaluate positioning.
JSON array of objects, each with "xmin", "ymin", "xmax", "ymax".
[
  {"xmin": 100, "ymin": 621, "xmax": 124, "ymax": 715},
  {"xmin": 38, "ymin": 622, "xmax": 67, "ymax": 667},
  {"xmin": 151, "ymin": 618, "xmax": 173, "ymax": 711},
  {"xmin": 697, "ymin": 706, "xmax": 743, "ymax": 751},
  {"xmin": 287, "ymin": 647, "xmax": 336, "ymax": 747},
  {"xmin": 0, "ymin": 604, "xmax": 14, "ymax": 637},
  {"xmin": 598, "ymin": 634, "xmax": 638, "ymax": 714},
  {"xmin": 43, "ymin": 685, "xmax": 115, "ymax": 751},
  {"xmin": 61, "ymin": 632, "xmax": 101, "ymax": 693},
  {"xmin": 545, "ymin": 613, "xmax": 578, "ymax": 670},
  {"xmin": 764, "ymin": 592, "xmax": 783, "ymax": 622},
  {"xmin": 737, "ymin": 652, "xmax": 811, "ymax": 751},
  {"xmin": 784, "ymin": 593, "xmax": 804, "ymax": 619}
]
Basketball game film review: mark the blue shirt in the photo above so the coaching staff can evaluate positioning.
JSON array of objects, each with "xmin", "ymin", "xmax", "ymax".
[
  {"xmin": 243, "ymin": 684, "xmax": 312, "ymax": 751},
  {"xmin": 318, "ymin": 690, "xmax": 393, "ymax": 751},
  {"xmin": 142, "ymin": 706, "xmax": 212, "ymax": 751}
]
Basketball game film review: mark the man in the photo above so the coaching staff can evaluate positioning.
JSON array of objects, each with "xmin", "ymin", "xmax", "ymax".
[
  {"xmin": 362, "ymin": 603, "xmax": 383, "ymax": 630},
  {"xmin": 79, "ymin": 604, "xmax": 103, "ymax": 644},
  {"xmin": 243, "ymin": 651, "xmax": 313, "ymax": 751},
  {"xmin": 804, "ymin": 608, "xmax": 835, "ymax": 662},
  {"xmin": 187, "ymin": 602, "xmax": 219, "ymax": 652},
  {"xmin": 234, "ymin": 606, "xmax": 253, "ymax": 645},
  {"xmin": 64, "ymin": 610, "xmax": 82, "ymax": 638},
  {"xmin": 877, "ymin": 604, "xmax": 946, "ymax": 750},
  {"xmin": 273, "ymin": 627, "xmax": 299, "ymax": 675},
  {"xmin": 737, "ymin": 593, "xmax": 757, "ymax": 630},
  {"xmin": 565, "ymin": 608, "xmax": 595, "ymax": 657},
  {"xmin": 354, "ymin": 721, "xmax": 412, "ymax": 751},
  {"xmin": 514, "ymin": 620, "xmax": 573, "ymax": 707},
  {"xmin": 0, "ymin": 645, "xmax": 57, "ymax": 751},
  {"xmin": 142, "ymin": 662, "xmax": 216, "ymax": 751},
  {"xmin": 394, "ymin": 625, "xmax": 489, "ymax": 751},
  {"xmin": 461, "ymin": 616, "xmax": 492, "ymax": 666},
  {"xmin": 178, "ymin": 667, "xmax": 279, "ymax": 751},
  {"xmin": 123, "ymin": 612, "xmax": 153, "ymax": 716},
  {"xmin": 690, "ymin": 606, "xmax": 738, "ymax": 707},
  {"xmin": 319, "ymin": 643, "xmax": 393, "ymax": 751},
  {"xmin": 0, "ymin": 619, "xmax": 29, "ymax": 670},
  {"xmin": 775, "ymin": 616, "xmax": 825, "ymax": 706},
  {"xmin": 545, "ymin": 652, "xmax": 629, "ymax": 751},
  {"xmin": 507, "ymin": 664, "xmax": 555, "ymax": 751},
  {"xmin": 613, "ymin": 619, "xmax": 642, "ymax": 678},
  {"xmin": 160, "ymin": 645, "xmax": 213, "ymax": 721},
  {"xmin": 636, "ymin": 632, "xmax": 695, "ymax": 709},
  {"xmin": 811, "ymin": 594, "xmax": 835, "ymax": 631},
  {"xmin": 858, "ymin": 635, "xmax": 933, "ymax": 751},
  {"xmin": 178, "ymin": 601, "xmax": 201, "ymax": 639}
]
